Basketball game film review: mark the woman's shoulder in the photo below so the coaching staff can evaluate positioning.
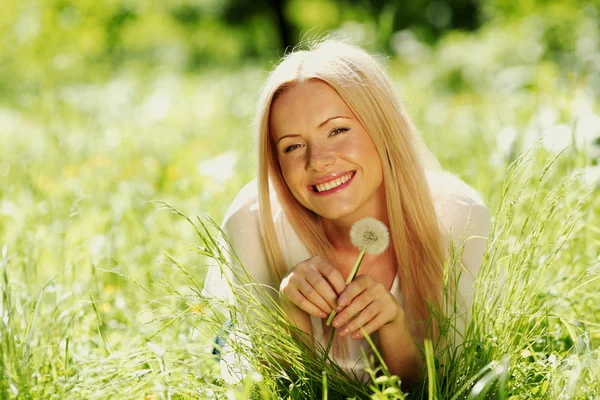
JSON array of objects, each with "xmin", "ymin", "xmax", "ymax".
[
  {"xmin": 426, "ymin": 172, "xmax": 491, "ymax": 327},
  {"xmin": 425, "ymin": 170, "xmax": 491, "ymax": 240},
  {"xmin": 218, "ymin": 179, "xmax": 283, "ymax": 288},
  {"xmin": 426, "ymin": 170, "xmax": 486, "ymax": 207},
  {"xmin": 222, "ymin": 179, "xmax": 281, "ymax": 232}
]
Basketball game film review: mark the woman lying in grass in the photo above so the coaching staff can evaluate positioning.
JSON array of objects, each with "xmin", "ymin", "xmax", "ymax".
[{"xmin": 205, "ymin": 39, "xmax": 491, "ymax": 385}]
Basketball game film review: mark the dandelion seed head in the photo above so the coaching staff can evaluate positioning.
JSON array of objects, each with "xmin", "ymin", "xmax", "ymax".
[{"xmin": 349, "ymin": 217, "xmax": 390, "ymax": 254}]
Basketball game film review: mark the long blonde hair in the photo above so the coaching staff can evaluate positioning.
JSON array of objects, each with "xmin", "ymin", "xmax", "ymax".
[{"xmin": 255, "ymin": 40, "xmax": 446, "ymax": 342}]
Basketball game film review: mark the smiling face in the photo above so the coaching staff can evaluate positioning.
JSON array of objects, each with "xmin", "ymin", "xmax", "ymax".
[{"xmin": 269, "ymin": 80, "xmax": 386, "ymax": 224}]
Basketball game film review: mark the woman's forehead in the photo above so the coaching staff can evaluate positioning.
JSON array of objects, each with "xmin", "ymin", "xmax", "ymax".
[{"xmin": 269, "ymin": 81, "xmax": 352, "ymax": 138}]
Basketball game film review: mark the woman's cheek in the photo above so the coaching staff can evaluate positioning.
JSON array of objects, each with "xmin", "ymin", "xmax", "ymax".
[
  {"xmin": 335, "ymin": 136, "xmax": 362, "ymax": 156},
  {"xmin": 280, "ymin": 161, "xmax": 308, "ymax": 202}
]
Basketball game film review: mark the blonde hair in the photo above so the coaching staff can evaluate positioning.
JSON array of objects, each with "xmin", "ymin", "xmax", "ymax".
[{"xmin": 255, "ymin": 40, "xmax": 446, "ymax": 343}]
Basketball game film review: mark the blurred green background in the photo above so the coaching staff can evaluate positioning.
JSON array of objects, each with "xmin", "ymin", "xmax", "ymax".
[
  {"xmin": 0, "ymin": 0, "xmax": 599, "ymax": 398},
  {"xmin": 2, "ymin": 0, "xmax": 599, "ymax": 281}
]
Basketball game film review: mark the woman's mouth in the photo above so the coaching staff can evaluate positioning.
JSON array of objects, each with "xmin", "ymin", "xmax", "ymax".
[{"xmin": 309, "ymin": 171, "xmax": 356, "ymax": 195}]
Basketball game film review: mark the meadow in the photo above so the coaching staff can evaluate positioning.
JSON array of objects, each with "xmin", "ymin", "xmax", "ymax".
[{"xmin": 1, "ymin": 2, "xmax": 600, "ymax": 399}]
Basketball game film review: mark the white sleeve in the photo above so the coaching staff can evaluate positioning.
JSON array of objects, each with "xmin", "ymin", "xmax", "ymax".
[
  {"xmin": 434, "ymin": 176, "xmax": 491, "ymax": 334},
  {"xmin": 202, "ymin": 180, "xmax": 278, "ymax": 309},
  {"xmin": 201, "ymin": 180, "xmax": 277, "ymax": 384}
]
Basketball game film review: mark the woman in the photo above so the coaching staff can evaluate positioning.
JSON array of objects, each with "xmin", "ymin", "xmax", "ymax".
[{"xmin": 204, "ymin": 40, "xmax": 490, "ymax": 384}]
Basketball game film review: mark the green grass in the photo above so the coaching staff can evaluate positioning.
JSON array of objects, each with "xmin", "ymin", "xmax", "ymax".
[{"xmin": 1, "ymin": 9, "xmax": 599, "ymax": 398}]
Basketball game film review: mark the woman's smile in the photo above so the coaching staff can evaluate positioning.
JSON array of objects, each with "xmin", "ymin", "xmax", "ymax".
[{"xmin": 308, "ymin": 170, "xmax": 356, "ymax": 195}]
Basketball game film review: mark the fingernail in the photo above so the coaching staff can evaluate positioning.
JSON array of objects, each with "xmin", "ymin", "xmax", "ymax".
[
  {"xmin": 352, "ymin": 333, "xmax": 361, "ymax": 339},
  {"xmin": 320, "ymin": 312, "xmax": 327, "ymax": 318},
  {"xmin": 336, "ymin": 306, "xmax": 343, "ymax": 312},
  {"xmin": 340, "ymin": 328, "xmax": 349, "ymax": 336},
  {"xmin": 333, "ymin": 319, "xmax": 340, "ymax": 328}
]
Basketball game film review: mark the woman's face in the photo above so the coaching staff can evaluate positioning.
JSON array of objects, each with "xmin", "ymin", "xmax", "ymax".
[{"xmin": 269, "ymin": 80, "xmax": 385, "ymax": 224}]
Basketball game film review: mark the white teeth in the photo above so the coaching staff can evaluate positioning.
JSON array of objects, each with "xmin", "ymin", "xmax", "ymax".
[{"xmin": 315, "ymin": 173, "xmax": 352, "ymax": 192}]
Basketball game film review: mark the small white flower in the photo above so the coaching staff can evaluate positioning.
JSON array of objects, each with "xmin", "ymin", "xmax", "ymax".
[
  {"xmin": 197, "ymin": 151, "xmax": 238, "ymax": 183},
  {"xmin": 147, "ymin": 341, "xmax": 165, "ymax": 358},
  {"xmin": 541, "ymin": 124, "xmax": 572, "ymax": 152},
  {"xmin": 350, "ymin": 217, "xmax": 390, "ymax": 255},
  {"xmin": 581, "ymin": 165, "xmax": 600, "ymax": 187},
  {"xmin": 496, "ymin": 125, "xmax": 517, "ymax": 159}
]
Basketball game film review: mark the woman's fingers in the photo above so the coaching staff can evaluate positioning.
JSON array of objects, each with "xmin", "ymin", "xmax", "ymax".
[
  {"xmin": 296, "ymin": 277, "xmax": 334, "ymax": 314},
  {"xmin": 279, "ymin": 256, "xmax": 348, "ymax": 319},
  {"xmin": 331, "ymin": 275, "xmax": 399, "ymax": 338},
  {"xmin": 340, "ymin": 298, "xmax": 398, "ymax": 339},
  {"xmin": 282, "ymin": 286, "xmax": 328, "ymax": 318},
  {"xmin": 339, "ymin": 301, "xmax": 381, "ymax": 337},
  {"xmin": 305, "ymin": 269, "xmax": 339, "ymax": 310},
  {"xmin": 313, "ymin": 257, "xmax": 346, "ymax": 295},
  {"xmin": 332, "ymin": 289, "xmax": 373, "ymax": 328},
  {"xmin": 336, "ymin": 274, "xmax": 372, "ymax": 310},
  {"xmin": 348, "ymin": 312, "xmax": 389, "ymax": 339}
]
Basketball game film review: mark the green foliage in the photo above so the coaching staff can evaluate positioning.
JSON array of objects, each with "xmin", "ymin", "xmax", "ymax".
[{"xmin": 0, "ymin": 0, "xmax": 599, "ymax": 398}]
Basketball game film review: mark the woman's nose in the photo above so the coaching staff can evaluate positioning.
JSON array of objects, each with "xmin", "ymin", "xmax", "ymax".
[{"xmin": 307, "ymin": 144, "xmax": 335, "ymax": 171}]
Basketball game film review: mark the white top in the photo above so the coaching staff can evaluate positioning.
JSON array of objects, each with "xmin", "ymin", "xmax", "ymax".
[{"xmin": 204, "ymin": 170, "xmax": 491, "ymax": 381}]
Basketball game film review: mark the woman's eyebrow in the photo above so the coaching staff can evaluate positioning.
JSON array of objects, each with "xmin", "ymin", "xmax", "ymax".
[
  {"xmin": 318, "ymin": 115, "xmax": 351, "ymax": 128},
  {"xmin": 277, "ymin": 134, "xmax": 301, "ymax": 144}
]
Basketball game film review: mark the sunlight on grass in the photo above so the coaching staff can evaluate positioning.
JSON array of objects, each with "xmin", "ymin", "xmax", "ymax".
[{"xmin": 1, "ymin": 2, "xmax": 599, "ymax": 397}]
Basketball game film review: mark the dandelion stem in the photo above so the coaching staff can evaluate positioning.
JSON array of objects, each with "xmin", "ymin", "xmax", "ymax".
[
  {"xmin": 324, "ymin": 250, "xmax": 366, "ymax": 359},
  {"xmin": 324, "ymin": 327, "xmax": 335, "ymax": 359},
  {"xmin": 346, "ymin": 250, "xmax": 367, "ymax": 284},
  {"xmin": 326, "ymin": 250, "xmax": 366, "ymax": 326},
  {"xmin": 322, "ymin": 370, "xmax": 328, "ymax": 400}
]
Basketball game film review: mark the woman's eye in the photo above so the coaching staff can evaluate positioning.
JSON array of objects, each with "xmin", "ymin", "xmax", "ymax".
[
  {"xmin": 330, "ymin": 127, "xmax": 349, "ymax": 136},
  {"xmin": 284, "ymin": 144, "xmax": 302, "ymax": 153}
]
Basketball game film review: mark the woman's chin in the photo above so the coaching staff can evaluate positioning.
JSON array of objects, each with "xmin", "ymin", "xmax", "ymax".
[{"xmin": 313, "ymin": 205, "xmax": 357, "ymax": 222}]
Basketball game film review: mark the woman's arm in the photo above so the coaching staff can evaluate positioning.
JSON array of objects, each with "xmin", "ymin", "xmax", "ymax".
[
  {"xmin": 376, "ymin": 188, "xmax": 491, "ymax": 382},
  {"xmin": 280, "ymin": 298, "xmax": 314, "ymax": 347},
  {"xmin": 439, "ymin": 187, "xmax": 492, "ymax": 337},
  {"xmin": 376, "ymin": 308, "xmax": 422, "ymax": 384}
]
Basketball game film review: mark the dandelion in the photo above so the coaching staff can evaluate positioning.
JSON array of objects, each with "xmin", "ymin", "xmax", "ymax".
[
  {"xmin": 349, "ymin": 217, "xmax": 390, "ymax": 255},
  {"xmin": 326, "ymin": 217, "xmax": 390, "ymax": 326}
]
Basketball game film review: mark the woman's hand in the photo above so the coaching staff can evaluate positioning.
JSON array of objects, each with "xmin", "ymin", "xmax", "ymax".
[
  {"xmin": 331, "ymin": 274, "xmax": 401, "ymax": 340},
  {"xmin": 279, "ymin": 256, "xmax": 346, "ymax": 319}
]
